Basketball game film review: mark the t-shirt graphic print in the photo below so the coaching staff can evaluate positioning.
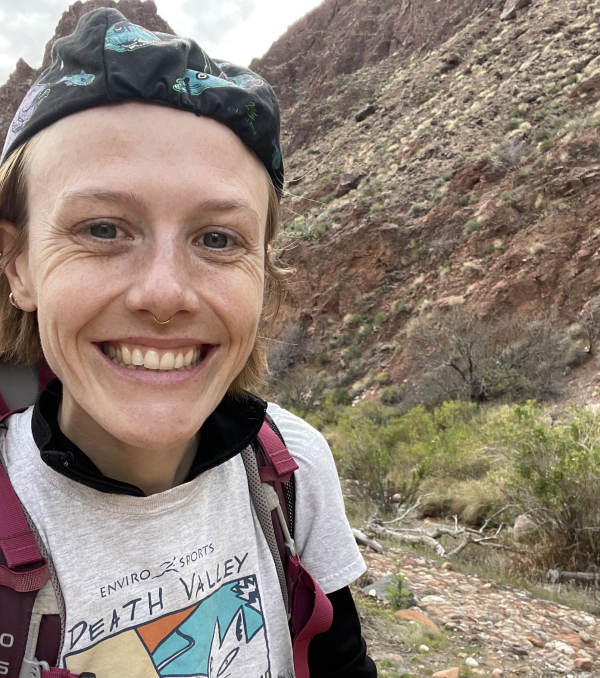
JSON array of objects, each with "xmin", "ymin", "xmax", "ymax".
[{"xmin": 65, "ymin": 573, "xmax": 271, "ymax": 678}]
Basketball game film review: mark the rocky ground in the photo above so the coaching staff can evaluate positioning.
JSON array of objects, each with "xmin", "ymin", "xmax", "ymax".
[{"xmin": 355, "ymin": 546, "xmax": 599, "ymax": 677}]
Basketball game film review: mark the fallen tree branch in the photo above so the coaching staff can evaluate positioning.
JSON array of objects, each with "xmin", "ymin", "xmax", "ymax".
[
  {"xmin": 369, "ymin": 523, "xmax": 447, "ymax": 557},
  {"xmin": 547, "ymin": 569, "xmax": 600, "ymax": 585},
  {"xmin": 383, "ymin": 494, "xmax": 433, "ymax": 526},
  {"xmin": 369, "ymin": 518, "xmax": 523, "ymax": 560},
  {"xmin": 352, "ymin": 528, "xmax": 384, "ymax": 553}
]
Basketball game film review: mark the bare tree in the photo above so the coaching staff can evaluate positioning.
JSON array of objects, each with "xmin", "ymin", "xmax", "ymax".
[
  {"xmin": 406, "ymin": 308, "xmax": 584, "ymax": 405},
  {"xmin": 406, "ymin": 307, "xmax": 495, "ymax": 404}
]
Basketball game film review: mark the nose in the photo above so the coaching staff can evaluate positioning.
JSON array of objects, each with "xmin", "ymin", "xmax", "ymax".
[{"xmin": 125, "ymin": 236, "xmax": 200, "ymax": 323}]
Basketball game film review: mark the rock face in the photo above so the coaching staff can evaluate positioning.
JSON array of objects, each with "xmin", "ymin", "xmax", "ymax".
[
  {"xmin": 0, "ymin": 0, "xmax": 174, "ymax": 151},
  {"xmin": 500, "ymin": 0, "xmax": 533, "ymax": 21},
  {"xmin": 250, "ymin": 0, "xmax": 494, "ymax": 112}
]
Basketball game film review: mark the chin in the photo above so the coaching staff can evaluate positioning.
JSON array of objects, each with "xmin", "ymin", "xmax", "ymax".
[{"xmin": 108, "ymin": 419, "xmax": 199, "ymax": 451}]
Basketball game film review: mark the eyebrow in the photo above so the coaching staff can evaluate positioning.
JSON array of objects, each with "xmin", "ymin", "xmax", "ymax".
[{"xmin": 60, "ymin": 189, "xmax": 262, "ymax": 223}]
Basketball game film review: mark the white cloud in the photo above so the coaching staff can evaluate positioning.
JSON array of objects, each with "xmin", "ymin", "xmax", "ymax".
[{"xmin": 0, "ymin": 0, "xmax": 323, "ymax": 84}]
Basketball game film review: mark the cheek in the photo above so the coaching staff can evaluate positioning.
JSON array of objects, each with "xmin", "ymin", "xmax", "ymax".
[
  {"xmin": 206, "ymin": 266, "xmax": 264, "ymax": 344},
  {"xmin": 31, "ymin": 250, "xmax": 122, "ymax": 353}
]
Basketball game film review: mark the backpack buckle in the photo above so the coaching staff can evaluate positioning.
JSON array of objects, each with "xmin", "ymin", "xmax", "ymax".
[
  {"xmin": 19, "ymin": 657, "xmax": 49, "ymax": 678},
  {"xmin": 262, "ymin": 483, "xmax": 297, "ymax": 557}
]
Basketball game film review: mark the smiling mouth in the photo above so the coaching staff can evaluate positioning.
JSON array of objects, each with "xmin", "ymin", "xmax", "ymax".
[{"xmin": 101, "ymin": 342, "xmax": 207, "ymax": 371}]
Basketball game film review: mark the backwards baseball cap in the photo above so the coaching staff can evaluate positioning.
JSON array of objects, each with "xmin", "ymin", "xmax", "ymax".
[{"xmin": 0, "ymin": 8, "xmax": 284, "ymax": 195}]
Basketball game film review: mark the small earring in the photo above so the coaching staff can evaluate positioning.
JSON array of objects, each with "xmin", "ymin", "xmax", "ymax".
[{"xmin": 9, "ymin": 292, "xmax": 21, "ymax": 310}]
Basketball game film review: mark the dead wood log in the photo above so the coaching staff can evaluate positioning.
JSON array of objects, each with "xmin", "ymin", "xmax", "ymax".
[
  {"xmin": 547, "ymin": 569, "xmax": 600, "ymax": 585},
  {"xmin": 352, "ymin": 528, "xmax": 384, "ymax": 553},
  {"xmin": 369, "ymin": 523, "xmax": 447, "ymax": 557}
]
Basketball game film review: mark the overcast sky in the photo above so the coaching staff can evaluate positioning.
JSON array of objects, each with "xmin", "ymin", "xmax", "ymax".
[{"xmin": 0, "ymin": 0, "xmax": 323, "ymax": 84}]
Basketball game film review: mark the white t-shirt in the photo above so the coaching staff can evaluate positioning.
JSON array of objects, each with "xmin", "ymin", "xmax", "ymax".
[{"xmin": 1, "ymin": 403, "xmax": 365, "ymax": 678}]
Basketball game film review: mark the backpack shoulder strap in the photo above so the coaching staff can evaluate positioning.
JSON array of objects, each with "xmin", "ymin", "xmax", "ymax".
[
  {"xmin": 248, "ymin": 414, "xmax": 333, "ymax": 678},
  {"xmin": 0, "ymin": 452, "xmax": 83, "ymax": 678}
]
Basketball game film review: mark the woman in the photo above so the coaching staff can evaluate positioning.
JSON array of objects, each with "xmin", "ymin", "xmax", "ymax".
[{"xmin": 0, "ymin": 8, "xmax": 376, "ymax": 678}]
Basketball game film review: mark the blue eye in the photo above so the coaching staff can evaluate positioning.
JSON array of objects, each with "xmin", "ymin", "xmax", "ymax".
[
  {"xmin": 203, "ymin": 232, "xmax": 228, "ymax": 249},
  {"xmin": 90, "ymin": 223, "xmax": 117, "ymax": 239}
]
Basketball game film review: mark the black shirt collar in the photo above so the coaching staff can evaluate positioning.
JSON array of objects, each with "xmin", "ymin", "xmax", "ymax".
[{"xmin": 32, "ymin": 379, "xmax": 267, "ymax": 497}]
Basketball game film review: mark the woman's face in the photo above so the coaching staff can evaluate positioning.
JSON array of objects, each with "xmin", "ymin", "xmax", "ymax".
[{"xmin": 10, "ymin": 102, "xmax": 269, "ymax": 449}]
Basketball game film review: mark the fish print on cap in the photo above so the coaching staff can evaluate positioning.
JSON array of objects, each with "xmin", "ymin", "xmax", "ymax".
[
  {"xmin": 173, "ymin": 69, "xmax": 264, "ymax": 96},
  {"xmin": 3, "ymin": 70, "xmax": 95, "ymax": 155}
]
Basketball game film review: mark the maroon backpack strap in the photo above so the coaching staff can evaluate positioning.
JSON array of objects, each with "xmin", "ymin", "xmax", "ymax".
[
  {"xmin": 0, "ymin": 462, "xmax": 49, "ymax": 585},
  {"xmin": 0, "ymin": 390, "xmax": 10, "ymax": 418},
  {"xmin": 0, "ymin": 461, "xmax": 50, "ymax": 678},
  {"xmin": 288, "ymin": 555, "xmax": 334, "ymax": 678},
  {"xmin": 256, "ymin": 417, "xmax": 333, "ymax": 677},
  {"xmin": 256, "ymin": 419, "xmax": 298, "ymax": 484}
]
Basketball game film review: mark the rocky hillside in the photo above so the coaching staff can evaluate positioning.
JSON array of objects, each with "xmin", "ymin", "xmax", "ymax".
[{"xmin": 261, "ymin": 0, "xmax": 600, "ymax": 405}]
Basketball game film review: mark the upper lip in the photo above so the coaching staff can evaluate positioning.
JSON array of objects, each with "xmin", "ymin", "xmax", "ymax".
[{"xmin": 98, "ymin": 337, "xmax": 213, "ymax": 349}]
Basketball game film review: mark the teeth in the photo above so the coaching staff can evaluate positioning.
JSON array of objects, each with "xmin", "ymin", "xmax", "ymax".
[
  {"xmin": 159, "ymin": 352, "xmax": 175, "ymax": 370},
  {"xmin": 144, "ymin": 350, "xmax": 160, "ymax": 370},
  {"xmin": 103, "ymin": 342, "xmax": 205, "ymax": 372}
]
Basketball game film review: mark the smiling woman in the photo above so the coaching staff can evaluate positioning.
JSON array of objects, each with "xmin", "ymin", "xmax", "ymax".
[{"xmin": 0, "ymin": 8, "xmax": 376, "ymax": 678}]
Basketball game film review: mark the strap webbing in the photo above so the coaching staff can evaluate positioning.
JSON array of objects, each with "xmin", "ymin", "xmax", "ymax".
[
  {"xmin": 42, "ymin": 669, "xmax": 83, "ymax": 678},
  {"xmin": 0, "ymin": 461, "xmax": 46, "ymax": 571},
  {"xmin": 257, "ymin": 422, "xmax": 298, "ymax": 484},
  {"xmin": 0, "ymin": 561, "xmax": 50, "ymax": 592},
  {"xmin": 241, "ymin": 447, "xmax": 289, "ymax": 613}
]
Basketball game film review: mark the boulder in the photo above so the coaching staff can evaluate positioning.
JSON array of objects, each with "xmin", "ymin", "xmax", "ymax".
[
  {"xmin": 574, "ymin": 658, "xmax": 593, "ymax": 671},
  {"xmin": 361, "ymin": 574, "xmax": 394, "ymax": 601},
  {"xmin": 440, "ymin": 53, "xmax": 461, "ymax": 73},
  {"xmin": 396, "ymin": 609, "xmax": 440, "ymax": 631},
  {"xmin": 334, "ymin": 170, "xmax": 368, "ymax": 198},
  {"xmin": 433, "ymin": 669, "xmax": 460, "ymax": 678},
  {"xmin": 513, "ymin": 514, "xmax": 537, "ymax": 542},
  {"xmin": 500, "ymin": 0, "xmax": 532, "ymax": 21},
  {"xmin": 355, "ymin": 104, "xmax": 378, "ymax": 123}
]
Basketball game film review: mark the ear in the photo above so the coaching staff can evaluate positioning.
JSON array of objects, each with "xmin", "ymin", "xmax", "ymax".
[{"xmin": 0, "ymin": 219, "xmax": 37, "ymax": 312}]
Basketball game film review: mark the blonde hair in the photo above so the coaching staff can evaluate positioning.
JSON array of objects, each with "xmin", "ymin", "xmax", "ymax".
[{"xmin": 0, "ymin": 139, "xmax": 289, "ymax": 395}]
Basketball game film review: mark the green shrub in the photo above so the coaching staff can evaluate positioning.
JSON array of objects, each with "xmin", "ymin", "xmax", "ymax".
[
  {"xmin": 538, "ymin": 139, "xmax": 553, "ymax": 153},
  {"xmin": 463, "ymin": 219, "xmax": 480, "ymax": 235},
  {"xmin": 380, "ymin": 385, "xmax": 405, "ymax": 405},
  {"xmin": 356, "ymin": 323, "xmax": 373, "ymax": 342},
  {"xmin": 343, "ymin": 313, "xmax": 363, "ymax": 327},
  {"xmin": 392, "ymin": 299, "xmax": 411, "ymax": 315},
  {"xmin": 408, "ymin": 202, "xmax": 430, "ymax": 217},
  {"xmin": 509, "ymin": 106, "xmax": 527, "ymax": 119},
  {"xmin": 386, "ymin": 571, "xmax": 413, "ymax": 611},
  {"xmin": 455, "ymin": 194, "xmax": 471, "ymax": 207},
  {"xmin": 373, "ymin": 312, "xmax": 387, "ymax": 325},
  {"xmin": 342, "ymin": 345, "xmax": 361, "ymax": 362},
  {"xmin": 316, "ymin": 352, "xmax": 331, "ymax": 366},
  {"xmin": 502, "ymin": 403, "xmax": 600, "ymax": 571}
]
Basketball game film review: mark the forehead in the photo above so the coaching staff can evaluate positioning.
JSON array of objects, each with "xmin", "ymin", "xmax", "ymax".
[{"xmin": 26, "ymin": 102, "xmax": 270, "ymax": 220}]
